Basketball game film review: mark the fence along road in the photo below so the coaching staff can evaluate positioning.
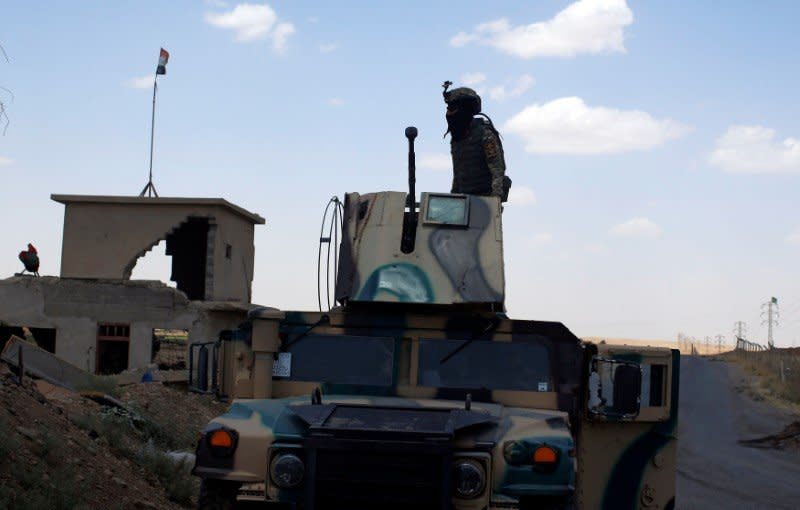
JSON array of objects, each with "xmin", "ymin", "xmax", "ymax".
[{"xmin": 677, "ymin": 356, "xmax": 800, "ymax": 509}]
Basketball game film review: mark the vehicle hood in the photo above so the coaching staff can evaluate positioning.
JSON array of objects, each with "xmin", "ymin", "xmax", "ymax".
[{"xmin": 217, "ymin": 394, "xmax": 571, "ymax": 447}]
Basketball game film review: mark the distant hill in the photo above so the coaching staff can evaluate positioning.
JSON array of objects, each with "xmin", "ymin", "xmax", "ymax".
[{"xmin": 582, "ymin": 336, "xmax": 731, "ymax": 355}]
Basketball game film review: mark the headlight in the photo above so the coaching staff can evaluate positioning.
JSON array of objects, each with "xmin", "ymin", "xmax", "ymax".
[
  {"xmin": 532, "ymin": 445, "xmax": 559, "ymax": 473},
  {"xmin": 453, "ymin": 459, "xmax": 486, "ymax": 499},
  {"xmin": 205, "ymin": 427, "xmax": 238, "ymax": 457},
  {"xmin": 270, "ymin": 453, "xmax": 305, "ymax": 489}
]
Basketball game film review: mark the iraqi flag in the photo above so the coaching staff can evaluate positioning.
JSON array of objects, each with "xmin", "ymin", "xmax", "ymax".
[{"xmin": 156, "ymin": 48, "xmax": 169, "ymax": 75}]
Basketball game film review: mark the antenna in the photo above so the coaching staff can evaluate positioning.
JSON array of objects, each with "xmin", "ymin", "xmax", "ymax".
[{"xmin": 317, "ymin": 196, "xmax": 344, "ymax": 311}]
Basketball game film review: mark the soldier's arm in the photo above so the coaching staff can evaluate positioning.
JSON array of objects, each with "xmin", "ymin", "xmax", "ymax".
[{"xmin": 482, "ymin": 128, "xmax": 506, "ymax": 198}]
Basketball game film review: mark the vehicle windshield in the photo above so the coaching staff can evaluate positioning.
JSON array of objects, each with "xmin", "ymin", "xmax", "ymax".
[
  {"xmin": 417, "ymin": 338, "xmax": 551, "ymax": 392},
  {"xmin": 282, "ymin": 334, "xmax": 394, "ymax": 386}
]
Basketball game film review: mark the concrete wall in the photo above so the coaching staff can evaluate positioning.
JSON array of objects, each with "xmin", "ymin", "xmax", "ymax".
[
  {"xmin": 207, "ymin": 208, "xmax": 257, "ymax": 302},
  {"xmin": 0, "ymin": 276, "xmax": 252, "ymax": 374},
  {"xmin": 53, "ymin": 196, "xmax": 264, "ymax": 303}
]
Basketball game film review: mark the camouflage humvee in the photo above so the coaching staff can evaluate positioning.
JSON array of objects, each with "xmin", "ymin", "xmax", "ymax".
[{"xmin": 192, "ymin": 132, "xmax": 679, "ymax": 510}]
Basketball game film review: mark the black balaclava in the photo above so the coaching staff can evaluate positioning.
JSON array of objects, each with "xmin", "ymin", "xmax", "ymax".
[{"xmin": 446, "ymin": 100, "xmax": 475, "ymax": 141}]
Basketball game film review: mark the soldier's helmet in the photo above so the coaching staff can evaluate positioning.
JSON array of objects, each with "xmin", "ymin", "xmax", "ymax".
[{"xmin": 444, "ymin": 87, "xmax": 482, "ymax": 115}]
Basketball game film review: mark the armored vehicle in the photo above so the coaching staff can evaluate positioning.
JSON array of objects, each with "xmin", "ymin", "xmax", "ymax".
[{"xmin": 192, "ymin": 129, "xmax": 679, "ymax": 510}]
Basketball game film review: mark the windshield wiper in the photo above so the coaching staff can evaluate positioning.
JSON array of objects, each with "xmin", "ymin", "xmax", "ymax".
[
  {"xmin": 439, "ymin": 317, "xmax": 499, "ymax": 365},
  {"xmin": 282, "ymin": 314, "xmax": 329, "ymax": 350}
]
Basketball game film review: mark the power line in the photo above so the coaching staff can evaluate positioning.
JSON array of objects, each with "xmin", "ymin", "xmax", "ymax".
[
  {"xmin": 715, "ymin": 334, "xmax": 725, "ymax": 353},
  {"xmin": 761, "ymin": 297, "xmax": 780, "ymax": 349},
  {"xmin": 733, "ymin": 321, "xmax": 747, "ymax": 341}
]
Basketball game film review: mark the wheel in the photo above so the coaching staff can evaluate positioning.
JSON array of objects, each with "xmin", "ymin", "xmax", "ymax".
[{"xmin": 197, "ymin": 479, "xmax": 241, "ymax": 510}]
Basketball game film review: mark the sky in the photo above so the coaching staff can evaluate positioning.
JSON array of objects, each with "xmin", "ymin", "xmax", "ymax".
[{"xmin": 1, "ymin": 0, "xmax": 799, "ymax": 347}]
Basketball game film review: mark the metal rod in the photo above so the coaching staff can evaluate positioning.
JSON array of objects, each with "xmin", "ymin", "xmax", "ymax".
[
  {"xmin": 141, "ymin": 72, "xmax": 159, "ymax": 197},
  {"xmin": 17, "ymin": 345, "xmax": 23, "ymax": 386}
]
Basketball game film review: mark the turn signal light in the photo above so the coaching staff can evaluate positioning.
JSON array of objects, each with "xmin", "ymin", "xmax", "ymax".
[
  {"xmin": 209, "ymin": 430, "xmax": 234, "ymax": 448},
  {"xmin": 533, "ymin": 445, "xmax": 558, "ymax": 464}
]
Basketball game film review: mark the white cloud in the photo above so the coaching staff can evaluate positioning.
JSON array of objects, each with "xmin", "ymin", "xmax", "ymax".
[
  {"xmin": 319, "ymin": 42, "xmax": 338, "ymax": 53},
  {"xmin": 504, "ymin": 97, "xmax": 690, "ymax": 154},
  {"xmin": 129, "ymin": 75, "xmax": 153, "ymax": 89},
  {"xmin": 786, "ymin": 228, "xmax": 800, "ymax": 246},
  {"xmin": 450, "ymin": 32, "xmax": 478, "ymax": 48},
  {"xmin": 328, "ymin": 97, "xmax": 344, "ymax": 107},
  {"xmin": 507, "ymin": 185, "xmax": 537, "ymax": 206},
  {"xmin": 205, "ymin": 3, "xmax": 295, "ymax": 52},
  {"xmin": 271, "ymin": 22, "xmax": 295, "ymax": 53},
  {"xmin": 709, "ymin": 125, "xmax": 800, "ymax": 174},
  {"xmin": 418, "ymin": 153, "xmax": 451, "ymax": 172},
  {"xmin": 488, "ymin": 74, "xmax": 535, "ymax": 101},
  {"xmin": 610, "ymin": 217, "xmax": 662, "ymax": 239},
  {"xmin": 529, "ymin": 232, "xmax": 553, "ymax": 247},
  {"xmin": 450, "ymin": 0, "xmax": 633, "ymax": 59},
  {"xmin": 0, "ymin": 156, "xmax": 13, "ymax": 166},
  {"xmin": 461, "ymin": 72, "xmax": 487, "ymax": 87}
]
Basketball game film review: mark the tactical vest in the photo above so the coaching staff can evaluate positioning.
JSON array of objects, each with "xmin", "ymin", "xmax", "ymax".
[{"xmin": 450, "ymin": 119, "xmax": 492, "ymax": 195}]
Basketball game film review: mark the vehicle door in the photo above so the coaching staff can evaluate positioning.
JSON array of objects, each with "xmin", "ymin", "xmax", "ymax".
[{"xmin": 576, "ymin": 344, "xmax": 679, "ymax": 510}]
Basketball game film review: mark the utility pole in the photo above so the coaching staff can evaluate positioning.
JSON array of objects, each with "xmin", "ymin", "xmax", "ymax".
[
  {"xmin": 715, "ymin": 334, "xmax": 725, "ymax": 353},
  {"xmin": 733, "ymin": 321, "xmax": 747, "ymax": 347},
  {"xmin": 761, "ymin": 297, "xmax": 780, "ymax": 349},
  {"xmin": 705, "ymin": 336, "xmax": 711, "ymax": 355},
  {"xmin": 733, "ymin": 321, "xmax": 747, "ymax": 339}
]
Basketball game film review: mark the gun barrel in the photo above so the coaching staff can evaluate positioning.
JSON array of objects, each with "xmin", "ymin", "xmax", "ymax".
[{"xmin": 405, "ymin": 127, "xmax": 417, "ymax": 211}]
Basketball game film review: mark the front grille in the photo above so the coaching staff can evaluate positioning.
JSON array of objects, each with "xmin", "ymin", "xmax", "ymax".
[{"xmin": 314, "ymin": 449, "xmax": 445, "ymax": 510}]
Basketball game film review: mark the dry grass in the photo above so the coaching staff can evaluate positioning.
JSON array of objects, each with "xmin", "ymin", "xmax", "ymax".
[{"xmin": 730, "ymin": 348, "xmax": 800, "ymax": 405}]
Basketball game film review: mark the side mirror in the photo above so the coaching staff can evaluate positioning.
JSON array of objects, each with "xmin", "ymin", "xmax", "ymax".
[{"xmin": 588, "ymin": 357, "xmax": 642, "ymax": 419}]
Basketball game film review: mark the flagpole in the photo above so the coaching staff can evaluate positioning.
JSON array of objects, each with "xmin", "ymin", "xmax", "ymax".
[{"xmin": 140, "ymin": 71, "xmax": 159, "ymax": 197}]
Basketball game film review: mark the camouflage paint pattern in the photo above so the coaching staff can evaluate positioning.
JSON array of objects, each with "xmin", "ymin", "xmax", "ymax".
[
  {"xmin": 196, "ymin": 307, "xmax": 678, "ymax": 509},
  {"xmin": 194, "ymin": 191, "xmax": 679, "ymax": 509},
  {"xmin": 336, "ymin": 192, "xmax": 505, "ymax": 307}
]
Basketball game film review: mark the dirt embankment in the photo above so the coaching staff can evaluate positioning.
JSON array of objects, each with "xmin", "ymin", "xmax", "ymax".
[{"xmin": 0, "ymin": 364, "xmax": 227, "ymax": 509}]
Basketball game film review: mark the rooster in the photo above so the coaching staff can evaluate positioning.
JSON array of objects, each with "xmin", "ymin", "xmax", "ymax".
[{"xmin": 18, "ymin": 243, "xmax": 40, "ymax": 276}]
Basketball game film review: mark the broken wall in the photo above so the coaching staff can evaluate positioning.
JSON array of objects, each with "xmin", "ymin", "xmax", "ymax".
[
  {"xmin": 0, "ymin": 277, "xmax": 251, "ymax": 374},
  {"xmin": 52, "ymin": 196, "xmax": 263, "ymax": 302}
]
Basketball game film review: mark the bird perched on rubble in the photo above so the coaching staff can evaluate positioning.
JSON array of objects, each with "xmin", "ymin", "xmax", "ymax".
[{"xmin": 18, "ymin": 243, "xmax": 40, "ymax": 276}]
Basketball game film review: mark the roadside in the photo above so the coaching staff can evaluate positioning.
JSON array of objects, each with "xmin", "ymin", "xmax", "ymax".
[
  {"xmin": 0, "ymin": 362, "xmax": 225, "ymax": 509},
  {"xmin": 723, "ymin": 348, "xmax": 800, "ymax": 413},
  {"xmin": 677, "ymin": 356, "xmax": 800, "ymax": 509}
]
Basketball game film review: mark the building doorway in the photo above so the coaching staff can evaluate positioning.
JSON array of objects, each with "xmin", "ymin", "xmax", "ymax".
[{"xmin": 96, "ymin": 323, "xmax": 130, "ymax": 374}]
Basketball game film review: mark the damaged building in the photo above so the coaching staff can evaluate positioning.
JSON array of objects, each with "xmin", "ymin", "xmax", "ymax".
[{"xmin": 0, "ymin": 194, "xmax": 265, "ymax": 375}]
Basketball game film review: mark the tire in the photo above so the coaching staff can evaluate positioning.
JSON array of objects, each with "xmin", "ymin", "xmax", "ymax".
[{"xmin": 197, "ymin": 479, "xmax": 241, "ymax": 510}]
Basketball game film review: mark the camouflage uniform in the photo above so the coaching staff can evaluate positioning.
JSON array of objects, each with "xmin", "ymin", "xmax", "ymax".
[
  {"xmin": 445, "ymin": 87, "xmax": 508, "ymax": 200},
  {"xmin": 450, "ymin": 118, "xmax": 506, "ymax": 198}
]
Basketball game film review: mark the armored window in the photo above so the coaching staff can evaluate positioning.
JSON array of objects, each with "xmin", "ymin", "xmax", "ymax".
[
  {"xmin": 641, "ymin": 363, "xmax": 667, "ymax": 407},
  {"xmin": 423, "ymin": 194, "xmax": 469, "ymax": 226},
  {"xmin": 417, "ymin": 339, "xmax": 551, "ymax": 392},
  {"xmin": 279, "ymin": 334, "xmax": 395, "ymax": 387}
]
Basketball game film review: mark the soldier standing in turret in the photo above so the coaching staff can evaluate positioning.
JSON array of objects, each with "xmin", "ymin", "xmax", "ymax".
[{"xmin": 443, "ymin": 82, "xmax": 510, "ymax": 200}]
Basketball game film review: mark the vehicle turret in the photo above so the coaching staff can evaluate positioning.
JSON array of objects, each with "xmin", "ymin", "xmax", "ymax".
[{"xmin": 335, "ymin": 127, "xmax": 505, "ymax": 310}]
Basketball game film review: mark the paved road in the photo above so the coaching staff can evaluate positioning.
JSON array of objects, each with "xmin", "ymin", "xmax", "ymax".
[{"xmin": 677, "ymin": 356, "xmax": 800, "ymax": 509}]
